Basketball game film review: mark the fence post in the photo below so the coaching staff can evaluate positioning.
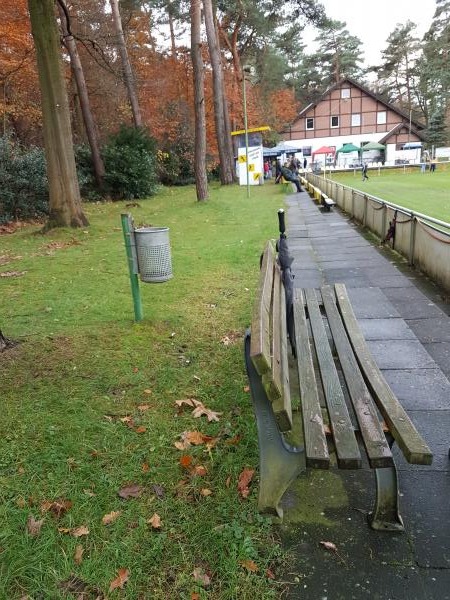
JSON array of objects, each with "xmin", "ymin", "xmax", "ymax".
[
  {"xmin": 382, "ymin": 203, "xmax": 387, "ymax": 241},
  {"xmin": 409, "ymin": 214, "xmax": 416, "ymax": 266},
  {"xmin": 363, "ymin": 194, "xmax": 368, "ymax": 227},
  {"xmin": 352, "ymin": 189, "xmax": 355, "ymax": 217}
]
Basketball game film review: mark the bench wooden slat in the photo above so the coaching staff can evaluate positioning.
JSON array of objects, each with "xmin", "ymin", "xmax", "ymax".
[
  {"xmin": 250, "ymin": 242, "xmax": 275, "ymax": 375},
  {"xmin": 334, "ymin": 283, "xmax": 433, "ymax": 465},
  {"xmin": 305, "ymin": 288, "xmax": 362, "ymax": 468},
  {"xmin": 321, "ymin": 285, "xmax": 394, "ymax": 468},
  {"xmin": 293, "ymin": 288, "xmax": 330, "ymax": 468},
  {"xmin": 269, "ymin": 264, "xmax": 292, "ymax": 431}
]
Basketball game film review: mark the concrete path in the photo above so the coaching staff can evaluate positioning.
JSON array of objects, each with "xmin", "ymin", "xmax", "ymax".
[{"xmin": 279, "ymin": 192, "xmax": 450, "ymax": 600}]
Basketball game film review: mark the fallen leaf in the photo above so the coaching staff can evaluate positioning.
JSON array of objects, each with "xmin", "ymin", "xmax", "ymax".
[
  {"xmin": 151, "ymin": 483, "xmax": 166, "ymax": 499},
  {"xmin": 72, "ymin": 525, "xmax": 89, "ymax": 538},
  {"xmin": 83, "ymin": 489, "xmax": 96, "ymax": 497},
  {"xmin": 74, "ymin": 544, "xmax": 84, "ymax": 565},
  {"xmin": 266, "ymin": 568, "xmax": 275, "ymax": 579},
  {"xmin": 102, "ymin": 511, "xmax": 122, "ymax": 525},
  {"xmin": 109, "ymin": 568, "xmax": 130, "ymax": 591},
  {"xmin": 26, "ymin": 515, "xmax": 43, "ymax": 537},
  {"xmin": 41, "ymin": 499, "xmax": 72, "ymax": 518},
  {"xmin": 237, "ymin": 468, "xmax": 254, "ymax": 498},
  {"xmin": 225, "ymin": 476, "xmax": 231, "ymax": 488},
  {"xmin": 120, "ymin": 415, "xmax": 133, "ymax": 423},
  {"xmin": 243, "ymin": 385, "xmax": 250, "ymax": 393},
  {"xmin": 192, "ymin": 567, "xmax": 211, "ymax": 588},
  {"xmin": 200, "ymin": 488, "xmax": 212, "ymax": 496},
  {"xmin": 191, "ymin": 402, "xmax": 222, "ymax": 423},
  {"xmin": 320, "ymin": 540, "xmax": 337, "ymax": 552},
  {"xmin": 118, "ymin": 484, "xmax": 143, "ymax": 499},
  {"xmin": 175, "ymin": 430, "xmax": 217, "ymax": 450},
  {"xmin": 147, "ymin": 513, "xmax": 162, "ymax": 529},
  {"xmin": 225, "ymin": 434, "xmax": 241, "ymax": 446},
  {"xmin": 143, "ymin": 389, "xmax": 152, "ymax": 395},
  {"xmin": 191, "ymin": 593, "xmax": 200, "ymax": 600},
  {"xmin": 141, "ymin": 462, "xmax": 150, "ymax": 473},
  {"xmin": 192, "ymin": 465, "xmax": 207, "ymax": 476},
  {"xmin": 319, "ymin": 540, "xmax": 347, "ymax": 565},
  {"xmin": 137, "ymin": 404, "xmax": 151, "ymax": 411},
  {"xmin": 18, "ymin": 466, "xmax": 25, "ymax": 475},
  {"xmin": 240, "ymin": 559, "xmax": 258, "ymax": 572},
  {"xmin": 16, "ymin": 497, "xmax": 26, "ymax": 508},
  {"xmin": 134, "ymin": 426, "xmax": 147, "ymax": 433},
  {"xmin": 179, "ymin": 455, "xmax": 193, "ymax": 468}
]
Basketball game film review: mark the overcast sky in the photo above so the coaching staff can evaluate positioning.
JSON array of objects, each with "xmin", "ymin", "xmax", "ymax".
[{"xmin": 303, "ymin": 0, "xmax": 437, "ymax": 68}]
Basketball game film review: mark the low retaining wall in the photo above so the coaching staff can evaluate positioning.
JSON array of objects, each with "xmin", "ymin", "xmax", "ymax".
[{"xmin": 307, "ymin": 174, "xmax": 450, "ymax": 294}]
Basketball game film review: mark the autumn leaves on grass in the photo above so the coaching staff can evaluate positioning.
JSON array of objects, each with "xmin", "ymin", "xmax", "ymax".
[{"xmin": 25, "ymin": 392, "xmax": 256, "ymax": 594}]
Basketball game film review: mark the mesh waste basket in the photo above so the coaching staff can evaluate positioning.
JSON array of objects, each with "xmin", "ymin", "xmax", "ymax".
[{"xmin": 134, "ymin": 227, "xmax": 173, "ymax": 283}]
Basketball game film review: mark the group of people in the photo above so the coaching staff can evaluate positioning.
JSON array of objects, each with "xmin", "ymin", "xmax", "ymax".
[{"xmin": 262, "ymin": 156, "xmax": 308, "ymax": 193}]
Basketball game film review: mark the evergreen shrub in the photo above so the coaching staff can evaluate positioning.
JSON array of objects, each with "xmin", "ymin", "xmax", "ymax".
[
  {"xmin": 0, "ymin": 136, "xmax": 48, "ymax": 223},
  {"xmin": 102, "ymin": 126, "xmax": 158, "ymax": 199}
]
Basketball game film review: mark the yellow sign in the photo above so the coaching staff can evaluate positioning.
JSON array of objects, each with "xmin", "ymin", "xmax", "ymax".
[
  {"xmin": 238, "ymin": 155, "xmax": 247, "ymax": 163},
  {"xmin": 231, "ymin": 126, "xmax": 271, "ymax": 136},
  {"xmin": 253, "ymin": 172, "xmax": 261, "ymax": 181},
  {"xmin": 248, "ymin": 164, "xmax": 255, "ymax": 172}
]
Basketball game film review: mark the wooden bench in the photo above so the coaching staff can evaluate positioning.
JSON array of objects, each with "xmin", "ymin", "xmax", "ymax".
[
  {"xmin": 245, "ymin": 231, "xmax": 433, "ymax": 530},
  {"xmin": 280, "ymin": 176, "xmax": 296, "ymax": 193},
  {"xmin": 321, "ymin": 192, "xmax": 336, "ymax": 211}
]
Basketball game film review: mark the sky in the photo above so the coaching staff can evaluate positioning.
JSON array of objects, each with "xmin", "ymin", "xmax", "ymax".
[{"xmin": 303, "ymin": 0, "xmax": 437, "ymax": 68}]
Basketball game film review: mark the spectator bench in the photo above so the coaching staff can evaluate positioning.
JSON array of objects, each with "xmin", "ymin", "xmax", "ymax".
[
  {"xmin": 244, "ymin": 241, "xmax": 433, "ymax": 530},
  {"xmin": 300, "ymin": 177, "xmax": 335, "ymax": 211},
  {"xmin": 280, "ymin": 176, "xmax": 297, "ymax": 193}
]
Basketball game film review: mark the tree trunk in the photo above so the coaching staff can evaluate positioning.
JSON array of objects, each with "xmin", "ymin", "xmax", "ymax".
[
  {"xmin": 110, "ymin": 0, "xmax": 142, "ymax": 128},
  {"xmin": 203, "ymin": 0, "xmax": 233, "ymax": 185},
  {"xmin": 57, "ymin": 1, "xmax": 105, "ymax": 189},
  {"xmin": 190, "ymin": 0, "xmax": 208, "ymax": 201},
  {"xmin": 167, "ymin": 1, "xmax": 177, "ymax": 57},
  {"xmin": 27, "ymin": 0, "xmax": 88, "ymax": 229}
]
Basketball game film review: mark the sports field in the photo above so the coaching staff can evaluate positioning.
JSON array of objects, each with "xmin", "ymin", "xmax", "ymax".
[{"xmin": 329, "ymin": 164, "xmax": 450, "ymax": 224}]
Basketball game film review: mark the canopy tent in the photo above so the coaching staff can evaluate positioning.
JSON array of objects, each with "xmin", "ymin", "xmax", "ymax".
[
  {"xmin": 263, "ymin": 142, "xmax": 303, "ymax": 157},
  {"xmin": 336, "ymin": 143, "xmax": 361, "ymax": 154},
  {"xmin": 361, "ymin": 142, "xmax": 385, "ymax": 151},
  {"xmin": 312, "ymin": 145, "xmax": 336, "ymax": 160}
]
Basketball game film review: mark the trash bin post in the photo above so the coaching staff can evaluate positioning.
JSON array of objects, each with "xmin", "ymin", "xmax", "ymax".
[{"xmin": 121, "ymin": 213, "xmax": 143, "ymax": 322}]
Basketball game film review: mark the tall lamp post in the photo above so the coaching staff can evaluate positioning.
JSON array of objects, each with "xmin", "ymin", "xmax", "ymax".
[{"xmin": 242, "ymin": 65, "xmax": 254, "ymax": 199}]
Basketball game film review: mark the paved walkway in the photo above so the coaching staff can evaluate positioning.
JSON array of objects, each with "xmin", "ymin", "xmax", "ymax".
[{"xmin": 279, "ymin": 191, "xmax": 450, "ymax": 600}]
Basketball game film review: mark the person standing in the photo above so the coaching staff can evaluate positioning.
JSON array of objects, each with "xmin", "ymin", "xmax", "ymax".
[
  {"xmin": 362, "ymin": 163, "xmax": 369, "ymax": 181},
  {"xmin": 430, "ymin": 159, "xmax": 437, "ymax": 172}
]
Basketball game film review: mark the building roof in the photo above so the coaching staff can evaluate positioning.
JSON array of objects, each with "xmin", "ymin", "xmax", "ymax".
[
  {"xmin": 290, "ymin": 77, "xmax": 425, "ymax": 131},
  {"xmin": 378, "ymin": 122, "xmax": 426, "ymax": 144}
]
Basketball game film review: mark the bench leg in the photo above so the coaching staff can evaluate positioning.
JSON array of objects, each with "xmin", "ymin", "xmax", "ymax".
[
  {"xmin": 369, "ymin": 465, "xmax": 404, "ymax": 531},
  {"xmin": 245, "ymin": 332, "xmax": 305, "ymax": 520}
]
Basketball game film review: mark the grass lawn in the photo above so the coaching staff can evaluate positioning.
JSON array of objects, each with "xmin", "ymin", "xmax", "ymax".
[
  {"xmin": 0, "ymin": 183, "xmax": 289, "ymax": 599},
  {"xmin": 328, "ymin": 164, "xmax": 450, "ymax": 223}
]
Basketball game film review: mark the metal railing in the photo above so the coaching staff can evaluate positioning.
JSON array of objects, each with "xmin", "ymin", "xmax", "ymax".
[{"xmin": 307, "ymin": 173, "xmax": 450, "ymax": 294}]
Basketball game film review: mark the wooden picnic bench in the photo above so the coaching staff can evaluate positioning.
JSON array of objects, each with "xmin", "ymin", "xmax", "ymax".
[{"xmin": 244, "ymin": 215, "xmax": 433, "ymax": 530}]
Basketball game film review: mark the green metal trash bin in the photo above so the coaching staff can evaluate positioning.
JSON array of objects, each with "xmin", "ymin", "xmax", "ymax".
[{"xmin": 134, "ymin": 227, "xmax": 173, "ymax": 283}]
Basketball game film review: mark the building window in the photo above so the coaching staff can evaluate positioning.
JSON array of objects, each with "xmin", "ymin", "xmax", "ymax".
[
  {"xmin": 341, "ymin": 88, "xmax": 350, "ymax": 99},
  {"xmin": 351, "ymin": 113, "xmax": 361, "ymax": 127},
  {"xmin": 377, "ymin": 111, "xmax": 387, "ymax": 125},
  {"xmin": 306, "ymin": 117, "xmax": 314, "ymax": 130},
  {"xmin": 302, "ymin": 146, "xmax": 312, "ymax": 156},
  {"xmin": 331, "ymin": 116, "xmax": 339, "ymax": 128}
]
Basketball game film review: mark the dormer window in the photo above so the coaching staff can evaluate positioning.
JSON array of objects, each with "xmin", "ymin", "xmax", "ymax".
[{"xmin": 341, "ymin": 88, "xmax": 350, "ymax": 99}]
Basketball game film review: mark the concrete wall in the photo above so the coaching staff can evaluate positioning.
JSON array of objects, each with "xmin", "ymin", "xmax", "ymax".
[{"xmin": 308, "ymin": 174, "xmax": 450, "ymax": 294}]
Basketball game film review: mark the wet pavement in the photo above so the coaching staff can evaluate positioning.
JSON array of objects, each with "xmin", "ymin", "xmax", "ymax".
[{"xmin": 277, "ymin": 192, "xmax": 450, "ymax": 600}]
